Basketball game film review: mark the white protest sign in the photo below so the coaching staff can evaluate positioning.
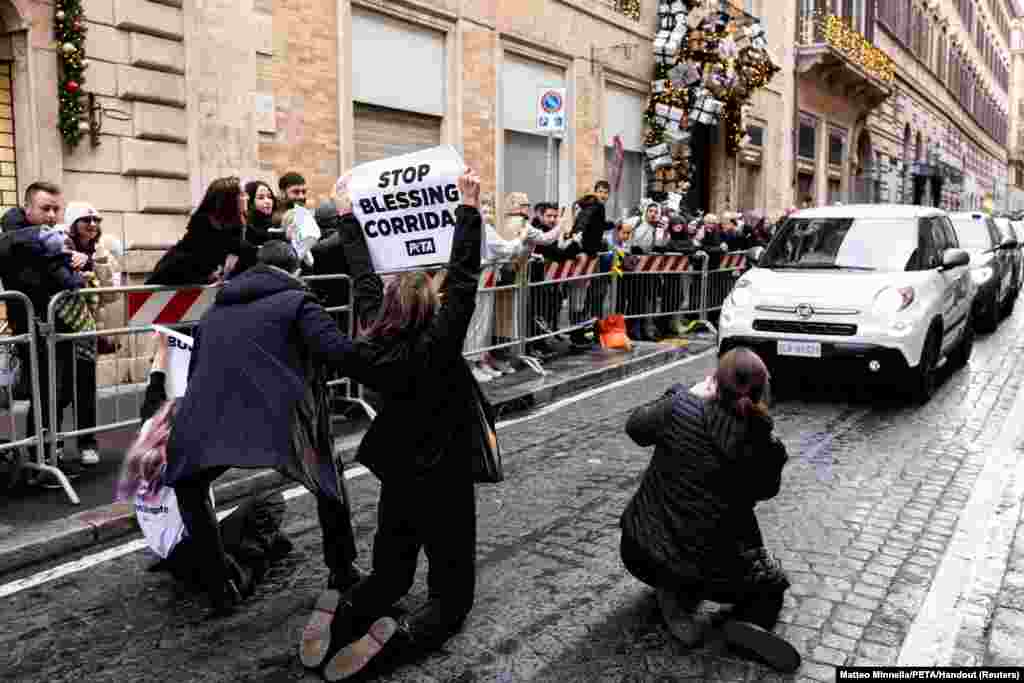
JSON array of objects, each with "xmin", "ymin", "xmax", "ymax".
[
  {"xmin": 349, "ymin": 145, "xmax": 464, "ymax": 271},
  {"xmin": 153, "ymin": 325, "xmax": 193, "ymax": 398}
]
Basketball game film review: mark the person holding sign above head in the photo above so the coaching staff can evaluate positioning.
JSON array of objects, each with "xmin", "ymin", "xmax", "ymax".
[{"xmin": 302, "ymin": 167, "xmax": 487, "ymax": 682}]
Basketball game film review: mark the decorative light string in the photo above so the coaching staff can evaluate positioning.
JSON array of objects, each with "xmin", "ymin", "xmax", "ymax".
[{"xmin": 54, "ymin": 0, "xmax": 88, "ymax": 148}]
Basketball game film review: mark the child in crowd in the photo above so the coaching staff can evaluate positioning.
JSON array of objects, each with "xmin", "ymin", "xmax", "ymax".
[{"xmin": 116, "ymin": 334, "xmax": 292, "ymax": 595}]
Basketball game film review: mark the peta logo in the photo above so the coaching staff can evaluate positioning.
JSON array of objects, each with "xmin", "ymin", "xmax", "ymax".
[{"xmin": 405, "ymin": 238, "xmax": 437, "ymax": 257}]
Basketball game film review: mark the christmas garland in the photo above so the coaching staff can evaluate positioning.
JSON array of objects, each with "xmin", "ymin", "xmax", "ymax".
[
  {"xmin": 54, "ymin": 0, "xmax": 89, "ymax": 148},
  {"xmin": 644, "ymin": 1, "xmax": 780, "ymax": 201}
]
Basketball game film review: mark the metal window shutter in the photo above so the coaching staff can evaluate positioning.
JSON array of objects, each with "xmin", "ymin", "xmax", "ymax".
[
  {"xmin": 353, "ymin": 103, "xmax": 442, "ymax": 165},
  {"xmin": 504, "ymin": 130, "xmax": 559, "ymax": 206}
]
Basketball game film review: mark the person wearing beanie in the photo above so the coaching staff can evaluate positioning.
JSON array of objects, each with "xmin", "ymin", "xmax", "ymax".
[{"xmin": 46, "ymin": 201, "xmax": 118, "ymax": 469}]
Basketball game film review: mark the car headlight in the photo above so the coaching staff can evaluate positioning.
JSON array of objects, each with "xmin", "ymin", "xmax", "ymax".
[
  {"xmin": 971, "ymin": 266, "xmax": 994, "ymax": 285},
  {"xmin": 728, "ymin": 279, "xmax": 753, "ymax": 308},
  {"xmin": 872, "ymin": 286, "xmax": 915, "ymax": 315}
]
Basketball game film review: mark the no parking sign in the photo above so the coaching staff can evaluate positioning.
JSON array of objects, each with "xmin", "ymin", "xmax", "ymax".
[{"xmin": 536, "ymin": 87, "xmax": 566, "ymax": 132}]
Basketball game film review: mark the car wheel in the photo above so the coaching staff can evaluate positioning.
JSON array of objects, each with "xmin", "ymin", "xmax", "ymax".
[
  {"xmin": 948, "ymin": 314, "xmax": 974, "ymax": 370},
  {"xmin": 977, "ymin": 292, "xmax": 1001, "ymax": 333},
  {"xmin": 909, "ymin": 328, "xmax": 941, "ymax": 404}
]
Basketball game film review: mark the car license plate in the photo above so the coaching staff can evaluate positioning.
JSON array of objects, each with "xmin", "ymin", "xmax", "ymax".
[{"xmin": 777, "ymin": 340, "xmax": 822, "ymax": 358}]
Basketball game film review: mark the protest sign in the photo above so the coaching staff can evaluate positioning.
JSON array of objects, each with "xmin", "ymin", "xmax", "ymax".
[
  {"xmin": 153, "ymin": 325, "xmax": 193, "ymax": 398},
  {"xmin": 349, "ymin": 145, "xmax": 465, "ymax": 271}
]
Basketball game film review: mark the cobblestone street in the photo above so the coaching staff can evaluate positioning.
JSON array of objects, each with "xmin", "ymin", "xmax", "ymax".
[{"xmin": 3, "ymin": 306, "xmax": 1024, "ymax": 683}]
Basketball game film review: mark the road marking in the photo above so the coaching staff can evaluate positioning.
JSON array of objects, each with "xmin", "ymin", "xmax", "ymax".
[
  {"xmin": 0, "ymin": 347, "xmax": 715, "ymax": 599},
  {"xmin": 496, "ymin": 348, "xmax": 715, "ymax": 430},
  {"xmin": 897, "ymin": 381, "xmax": 1024, "ymax": 665},
  {"xmin": 0, "ymin": 468, "xmax": 368, "ymax": 600}
]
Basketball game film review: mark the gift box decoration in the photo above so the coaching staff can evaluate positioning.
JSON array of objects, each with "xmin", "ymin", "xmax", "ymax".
[
  {"xmin": 666, "ymin": 124, "xmax": 691, "ymax": 143},
  {"xmin": 649, "ymin": 152, "xmax": 673, "ymax": 171},
  {"xmin": 646, "ymin": 142, "xmax": 669, "ymax": 159},
  {"xmin": 660, "ymin": 14, "xmax": 675, "ymax": 30},
  {"xmin": 692, "ymin": 93, "xmax": 723, "ymax": 125},
  {"xmin": 718, "ymin": 37, "xmax": 739, "ymax": 60},
  {"xmin": 652, "ymin": 79, "xmax": 668, "ymax": 94},
  {"xmin": 670, "ymin": 0, "xmax": 687, "ymax": 14}
]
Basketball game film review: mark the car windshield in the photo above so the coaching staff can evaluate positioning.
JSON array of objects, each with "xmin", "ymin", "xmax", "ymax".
[
  {"xmin": 950, "ymin": 216, "xmax": 992, "ymax": 250},
  {"xmin": 761, "ymin": 217, "xmax": 918, "ymax": 271}
]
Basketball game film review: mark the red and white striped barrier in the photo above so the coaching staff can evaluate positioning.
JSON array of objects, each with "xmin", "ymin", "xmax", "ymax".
[
  {"xmin": 634, "ymin": 254, "xmax": 692, "ymax": 273},
  {"xmin": 544, "ymin": 255, "xmax": 598, "ymax": 281},
  {"xmin": 127, "ymin": 288, "xmax": 217, "ymax": 326},
  {"xmin": 719, "ymin": 252, "xmax": 748, "ymax": 270}
]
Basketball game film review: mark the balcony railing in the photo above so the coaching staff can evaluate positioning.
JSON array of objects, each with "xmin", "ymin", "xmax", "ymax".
[{"xmin": 798, "ymin": 13, "xmax": 896, "ymax": 85}]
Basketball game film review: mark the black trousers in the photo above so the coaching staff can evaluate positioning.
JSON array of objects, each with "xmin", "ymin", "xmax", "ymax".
[
  {"xmin": 619, "ymin": 534, "xmax": 784, "ymax": 631},
  {"xmin": 175, "ymin": 466, "xmax": 358, "ymax": 593},
  {"xmin": 23, "ymin": 337, "xmax": 98, "ymax": 453},
  {"xmin": 165, "ymin": 490, "xmax": 286, "ymax": 585},
  {"xmin": 347, "ymin": 473, "xmax": 476, "ymax": 650}
]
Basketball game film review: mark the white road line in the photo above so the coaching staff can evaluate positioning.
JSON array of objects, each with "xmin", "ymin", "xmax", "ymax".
[
  {"xmin": 0, "ymin": 467, "xmax": 368, "ymax": 600},
  {"xmin": 0, "ymin": 347, "xmax": 714, "ymax": 599},
  {"xmin": 897, "ymin": 382, "xmax": 1024, "ymax": 665},
  {"xmin": 496, "ymin": 347, "xmax": 715, "ymax": 430}
]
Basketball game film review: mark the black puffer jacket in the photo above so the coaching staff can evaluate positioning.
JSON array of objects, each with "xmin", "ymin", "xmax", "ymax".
[
  {"xmin": 570, "ymin": 195, "xmax": 608, "ymax": 256},
  {"xmin": 147, "ymin": 213, "xmax": 256, "ymax": 286},
  {"xmin": 621, "ymin": 385, "xmax": 788, "ymax": 583}
]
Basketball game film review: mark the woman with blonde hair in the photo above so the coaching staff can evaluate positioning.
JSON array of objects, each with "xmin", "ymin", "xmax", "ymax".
[
  {"xmin": 298, "ymin": 168, "xmax": 487, "ymax": 681},
  {"xmin": 619, "ymin": 347, "xmax": 800, "ymax": 672}
]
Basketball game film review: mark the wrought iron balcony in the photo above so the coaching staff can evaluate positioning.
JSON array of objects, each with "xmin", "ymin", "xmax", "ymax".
[{"xmin": 797, "ymin": 13, "xmax": 895, "ymax": 110}]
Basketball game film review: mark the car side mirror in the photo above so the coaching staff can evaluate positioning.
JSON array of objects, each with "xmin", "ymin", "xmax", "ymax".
[
  {"xmin": 747, "ymin": 246, "xmax": 765, "ymax": 265},
  {"xmin": 1000, "ymin": 237, "xmax": 1019, "ymax": 250},
  {"xmin": 939, "ymin": 248, "xmax": 970, "ymax": 270}
]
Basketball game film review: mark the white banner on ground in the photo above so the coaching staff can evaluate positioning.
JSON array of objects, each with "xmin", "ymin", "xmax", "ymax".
[
  {"xmin": 152, "ymin": 325, "xmax": 193, "ymax": 398},
  {"xmin": 349, "ymin": 145, "xmax": 465, "ymax": 271}
]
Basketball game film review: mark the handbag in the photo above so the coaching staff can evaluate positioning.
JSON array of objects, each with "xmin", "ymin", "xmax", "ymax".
[
  {"xmin": 597, "ymin": 314, "xmax": 633, "ymax": 351},
  {"xmin": 468, "ymin": 374, "xmax": 503, "ymax": 484}
]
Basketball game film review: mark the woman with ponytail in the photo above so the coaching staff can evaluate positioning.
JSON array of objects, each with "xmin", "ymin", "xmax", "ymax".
[{"xmin": 618, "ymin": 347, "xmax": 800, "ymax": 673}]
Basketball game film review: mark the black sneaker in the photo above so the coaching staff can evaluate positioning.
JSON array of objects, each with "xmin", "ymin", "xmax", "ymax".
[
  {"xmin": 328, "ymin": 565, "xmax": 366, "ymax": 593},
  {"xmin": 722, "ymin": 620, "xmax": 801, "ymax": 673}
]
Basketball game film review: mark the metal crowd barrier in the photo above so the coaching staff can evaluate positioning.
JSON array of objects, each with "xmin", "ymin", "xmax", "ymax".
[
  {"xmin": 0, "ymin": 293, "xmax": 70, "ymax": 500},
  {"xmin": 24, "ymin": 249, "xmax": 753, "ymax": 504},
  {"xmin": 701, "ymin": 251, "xmax": 750, "ymax": 328}
]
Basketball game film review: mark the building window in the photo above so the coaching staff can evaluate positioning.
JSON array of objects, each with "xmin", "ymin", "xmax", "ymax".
[
  {"xmin": 828, "ymin": 178, "xmax": 842, "ymax": 205},
  {"xmin": 798, "ymin": 113, "xmax": 817, "ymax": 160},
  {"xmin": 747, "ymin": 124, "xmax": 764, "ymax": 147},
  {"xmin": 0, "ymin": 62, "xmax": 17, "ymax": 213},
  {"xmin": 829, "ymin": 128, "xmax": 846, "ymax": 166}
]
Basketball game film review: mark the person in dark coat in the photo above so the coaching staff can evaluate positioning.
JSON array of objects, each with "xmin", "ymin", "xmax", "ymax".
[
  {"xmin": 308, "ymin": 198, "xmax": 352, "ymax": 312},
  {"xmin": 244, "ymin": 180, "xmax": 282, "ymax": 247},
  {"xmin": 163, "ymin": 238, "xmax": 369, "ymax": 616},
  {"xmin": 147, "ymin": 177, "xmax": 257, "ymax": 286},
  {"xmin": 566, "ymin": 193, "xmax": 609, "ymax": 348},
  {"xmin": 309, "ymin": 168, "xmax": 485, "ymax": 682},
  {"xmin": 619, "ymin": 347, "xmax": 800, "ymax": 673}
]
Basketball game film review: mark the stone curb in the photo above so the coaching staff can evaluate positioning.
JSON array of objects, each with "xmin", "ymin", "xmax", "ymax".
[{"xmin": 0, "ymin": 338, "xmax": 715, "ymax": 577}]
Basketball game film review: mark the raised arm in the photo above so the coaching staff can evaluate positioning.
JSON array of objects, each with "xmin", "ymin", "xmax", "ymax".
[
  {"xmin": 424, "ymin": 169, "xmax": 483, "ymax": 353},
  {"xmin": 336, "ymin": 213, "xmax": 383, "ymax": 331},
  {"xmin": 625, "ymin": 383, "xmax": 686, "ymax": 447}
]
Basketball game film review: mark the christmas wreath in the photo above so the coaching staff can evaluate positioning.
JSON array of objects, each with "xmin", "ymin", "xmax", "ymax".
[{"xmin": 54, "ymin": 0, "xmax": 89, "ymax": 148}]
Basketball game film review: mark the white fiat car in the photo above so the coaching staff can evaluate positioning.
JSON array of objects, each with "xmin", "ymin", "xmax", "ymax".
[{"xmin": 718, "ymin": 204, "xmax": 975, "ymax": 402}]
